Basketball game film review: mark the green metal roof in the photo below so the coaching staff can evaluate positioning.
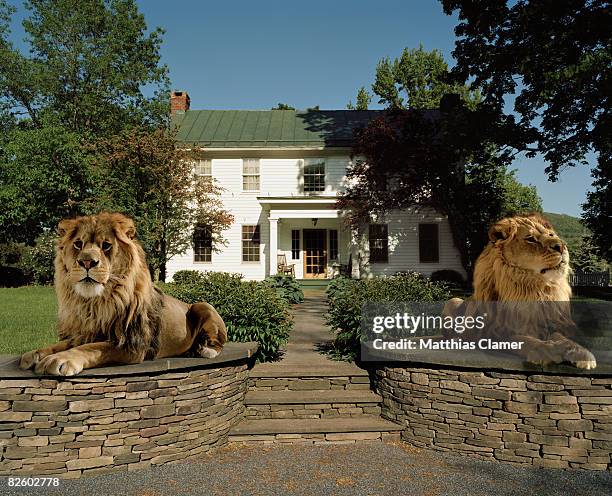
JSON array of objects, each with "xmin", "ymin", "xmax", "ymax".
[{"xmin": 172, "ymin": 109, "xmax": 384, "ymax": 148}]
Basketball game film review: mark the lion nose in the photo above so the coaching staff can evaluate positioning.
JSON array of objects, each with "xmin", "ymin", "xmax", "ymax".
[
  {"xmin": 552, "ymin": 243, "xmax": 563, "ymax": 253},
  {"xmin": 78, "ymin": 259, "xmax": 99, "ymax": 270}
]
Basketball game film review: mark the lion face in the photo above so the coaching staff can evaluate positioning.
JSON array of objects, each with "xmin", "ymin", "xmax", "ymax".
[
  {"xmin": 56, "ymin": 213, "xmax": 136, "ymax": 298},
  {"xmin": 489, "ymin": 214, "xmax": 569, "ymax": 282}
]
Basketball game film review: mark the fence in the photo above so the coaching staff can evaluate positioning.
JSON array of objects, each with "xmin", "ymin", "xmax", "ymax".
[{"xmin": 569, "ymin": 271, "xmax": 610, "ymax": 287}]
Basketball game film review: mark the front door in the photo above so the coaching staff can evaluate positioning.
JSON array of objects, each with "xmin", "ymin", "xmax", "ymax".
[{"xmin": 303, "ymin": 229, "xmax": 327, "ymax": 279}]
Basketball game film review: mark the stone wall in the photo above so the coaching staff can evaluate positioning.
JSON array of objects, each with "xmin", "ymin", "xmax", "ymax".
[
  {"xmin": 373, "ymin": 367, "xmax": 611, "ymax": 471},
  {"xmin": 0, "ymin": 364, "xmax": 249, "ymax": 478}
]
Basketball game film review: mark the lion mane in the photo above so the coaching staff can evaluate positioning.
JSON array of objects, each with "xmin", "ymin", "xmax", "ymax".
[
  {"xmin": 20, "ymin": 212, "xmax": 227, "ymax": 376},
  {"xmin": 444, "ymin": 213, "xmax": 597, "ymax": 369}
]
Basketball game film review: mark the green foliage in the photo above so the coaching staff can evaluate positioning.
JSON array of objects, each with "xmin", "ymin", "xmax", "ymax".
[
  {"xmin": 19, "ymin": 232, "xmax": 56, "ymax": 285},
  {"xmin": 325, "ymin": 273, "xmax": 450, "ymax": 360},
  {"xmin": 372, "ymin": 45, "xmax": 480, "ymax": 110},
  {"xmin": 161, "ymin": 271, "xmax": 292, "ymax": 361},
  {"xmin": 571, "ymin": 236, "xmax": 610, "ymax": 273},
  {"xmin": 0, "ymin": 124, "xmax": 91, "ymax": 244},
  {"xmin": 325, "ymin": 276, "xmax": 356, "ymax": 303},
  {"xmin": 272, "ymin": 103, "xmax": 295, "ymax": 110},
  {"xmin": 500, "ymin": 170, "xmax": 543, "ymax": 217},
  {"xmin": 0, "ymin": 0, "xmax": 169, "ymax": 134},
  {"xmin": 442, "ymin": 0, "xmax": 611, "ymax": 261},
  {"xmin": 346, "ymin": 87, "xmax": 372, "ymax": 110},
  {"xmin": 261, "ymin": 274, "xmax": 304, "ymax": 304},
  {"xmin": 430, "ymin": 269, "xmax": 465, "ymax": 288},
  {"xmin": 88, "ymin": 128, "xmax": 233, "ymax": 281}
]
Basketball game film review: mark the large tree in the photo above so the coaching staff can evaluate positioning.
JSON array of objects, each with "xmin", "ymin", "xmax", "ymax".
[
  {"xmin": 341, "ymin": 47, "xmax": 541, "ymax": 274},
  {"xmin": 0, "ymin": 0, "xmax": 170, "ymax": 244},
  {"xmin": 442, "ymin": 0, "xmax": 611, "ymax": 260},
  {"xmin": 88, "ymin": 128, "xmax": 234, "ymax": 281},
  {"xmin": 0, "ymin": 0, "xmax": 169, "ymax": 135}
]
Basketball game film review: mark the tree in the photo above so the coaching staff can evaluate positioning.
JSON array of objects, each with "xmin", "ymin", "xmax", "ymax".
[
  {"xmin": 340, "ymin": 47, "xmax": 540, "ymax": 274},
  {"xmin": 371, "ymin": 45, "xmax": 480, "ymax": 110},
  {"xmin": 571, "ymin": 235, "xmax": 609, "ymax": 273},
  {"xmin": 0, "ymin": 0, "xmax": 170, "ymax": 243},
  {"xmin": 346, "ymin": 86, "xmax": 372, "ymax": 110},
  {"xmin": 500, "ymin": 170, "xmax": 542, "ymax": 217},
  {"xmin": 0, "ymin": 0, "xmax": 169, "ymax": 135},
  {"xmin": 88, "ymin": 127, "xmax": 234, "ymax": 281},
  {"xmin": 272, "ymin": 103, "xmax": 295, "ymax": 110},
  {"xmin": 442, "ymin": 0, "xmax": 612, "ymax": 260},
  {"xmin": 0, "ymin": 122, "xmax": 91, "ymax": 244}
]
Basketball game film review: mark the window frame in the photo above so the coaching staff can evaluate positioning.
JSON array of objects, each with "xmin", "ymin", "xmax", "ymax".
[
  {"xmin": 195, "ymin": 159, "xmax": 212, "ymax": 183},
  {"xmin": 241, "ymin": 224, "xmax": 261, "ymax": 262},
  {"xmin": 368, "ymin": 224, "xmax": 389, "ymax": 263},
  {"xmin": 291, "ymin": 229, "xmax": 300, "ymax": 260},
  {"xmin": 303, "ymin": 158, "xmax": 326, "ymax": 194},
  {"xmin": 418, "ymin": 223, "xmax": 440, "ymax": 263},
  {"xmin": 242, "ymin": 158, "xmax": 260, "ymax": 192},
  {"xmin": 193, "ymin": 225, "xmax": 213, "ymax": 263}
]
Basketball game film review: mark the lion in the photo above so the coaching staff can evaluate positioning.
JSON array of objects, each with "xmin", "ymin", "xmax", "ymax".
[
  {"xmin": 19, "ymin": 212, "xmax": 227, "ymax": 376},
  {"xmin": 444, "ymin": 213, "xmax": 597, "ymax": 370}
]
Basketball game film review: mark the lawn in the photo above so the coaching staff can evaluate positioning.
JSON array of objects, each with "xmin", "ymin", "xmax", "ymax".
[{"xmin": 0, "ymin": 286, "xmax": 57, "ymax": 355}]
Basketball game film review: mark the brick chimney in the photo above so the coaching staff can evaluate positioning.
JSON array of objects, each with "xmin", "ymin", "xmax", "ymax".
[{"xmin": 170, "ymin": 90, "xmax": 190, "ymax": 117}]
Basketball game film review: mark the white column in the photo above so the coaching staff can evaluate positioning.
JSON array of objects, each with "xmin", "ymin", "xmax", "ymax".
[
  {"xmin": 350, "ymin": 226, "xmax": 360, "ymax": 279},
  {"xmin": 269, "ymin": 217, "xmax": 278, "ymax": 276}
]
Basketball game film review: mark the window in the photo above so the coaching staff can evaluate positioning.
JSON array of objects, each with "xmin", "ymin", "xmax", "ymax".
[
  {"xmin": 195, "ymin": 159, "xmax": 212, "ymax": 183},
  {"xmin": 329, "ymin": 229, "xmax": 338, "ymax": 260},
  {"xmin": 193, "ymin": 226, "xmax": 212, "ymax": 262},
  {"xmin": 291, "ymin": 229, "xmax": 300, "ymax": 260},
  {"xmin": 369, "ymin": 224, "xmax": 388, "ymax": 263},
  {"xmin": 242, "ymin": 159, "xmax": 260, "ymax": 191},
  {"xmin": 242, "ymin": 225, "xmax": 261, "ymax": 262},
  {"xmin": 303, "ymin": 159, "xmax": 325, "ymax": 193},
  {"xmin": 419, "ymin": 223, "xmax": 440, "ymax": 263}
]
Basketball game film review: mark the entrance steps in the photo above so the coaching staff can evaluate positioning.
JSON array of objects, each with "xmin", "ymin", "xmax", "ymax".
[{"xmin": 229, "ymin": 363, "xmax": 402, "ymax": 444}]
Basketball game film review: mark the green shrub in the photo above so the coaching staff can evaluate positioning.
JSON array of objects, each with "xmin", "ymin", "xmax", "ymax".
[
  {"xmin": 261, "ymin": 274, "xmax": 304, "ymax": 303},
  {"xmin": 430, "ymin": 269, "xmax": 465, "ymax": 288},
  {"xmin": 326, "ymin": 272, "xmax": 451, "ymax": 360},
  {"xmin": 20, "ymin": 232, "xmax": 56, "ymax": 285},
  {"xmin": 160, "ymin": 271, "xmax": 292, "ymax": 361},
  {"xmin": 325, "ymin": 276, "xmax": 356, "ymax": 303}
]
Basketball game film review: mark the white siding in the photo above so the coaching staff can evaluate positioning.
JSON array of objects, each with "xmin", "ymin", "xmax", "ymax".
[
  {"xmin": 358, "ymin": 208, "xmax": 466, "ymax": 279},
  {"xmin": 165, "ymin": 153, "xmax": 466, "ymax": 282}
]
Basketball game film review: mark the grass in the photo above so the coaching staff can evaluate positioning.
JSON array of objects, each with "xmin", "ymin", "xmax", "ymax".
[{"xmin": 0, "ymin": 286, "xmax": 57, "ymax": 355}]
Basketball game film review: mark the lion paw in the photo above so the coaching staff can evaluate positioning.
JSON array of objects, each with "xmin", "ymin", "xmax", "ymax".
[
  {"xmin": 564, "ymin": 347, "xmax": 597, "ymax": 370},
  {"xmin": 19, "ymin": 350, "xmax": 43, "ymax": 370},
  {"xmin": 198, "ymin": 346, "xmax": 219, "ymax": 359},
  {"xmin": 35, "ymin": 353, "xmax": 84, "ymax": 376}
]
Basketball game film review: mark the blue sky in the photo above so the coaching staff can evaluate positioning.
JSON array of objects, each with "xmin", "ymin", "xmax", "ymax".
[{"xmin": 8, "ymin": 0, "xmax": 595, "ymax": 217}]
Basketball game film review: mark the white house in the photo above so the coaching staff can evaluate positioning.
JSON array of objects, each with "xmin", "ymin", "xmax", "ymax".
[{"xmin": 166, "ymin": 91, "xmax": 465, "ymax": 282}]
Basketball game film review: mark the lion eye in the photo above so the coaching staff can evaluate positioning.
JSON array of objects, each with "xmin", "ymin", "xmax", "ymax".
[
  {"xmin": 73, "ymin": 240, "xmax": 83, "ymax": 250},
  {"xmin": 525, "ymin": 236, "xmax": 537, "ymax": 243},
  {"xmin": 102, "ymin": 241, "xmax": 112, "ymax": 252}
]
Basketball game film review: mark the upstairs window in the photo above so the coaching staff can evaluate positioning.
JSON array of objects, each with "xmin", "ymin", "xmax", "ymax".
[
  {"xmin": 195, "ymin": 159, "xmax": 212, "ymax": 183},
  {"xmin": 369, "ymin": 224, "xmax": 388, "ymax": 263},
  {"xmin": 242, "ymin": 159, "xmax": 260, "ymax": 191},
  {"xmin": 193, "ymin": 225, "xmax": 212, "ymax": 262},
  {"xmin": 419, "ymin": 223, "xmax": 440, "ymax": 263},
  {"xmin": 291, "ymin": 229, "xmax": 300, "ymax": 260},
  {"xmin": 304, "ymin": 159, "xmax": 325, "ymax": 193},
  {"xmin": 242, "ymin": 225, "xmax": 261, "ymax": 262}
]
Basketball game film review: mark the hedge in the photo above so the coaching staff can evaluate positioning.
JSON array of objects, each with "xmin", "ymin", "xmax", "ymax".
[{"xmin": 161, "ymin": 270, "xmax": 292, "ymax": 361}]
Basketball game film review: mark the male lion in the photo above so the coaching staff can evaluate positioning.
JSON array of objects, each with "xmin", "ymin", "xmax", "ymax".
[
  {"xmin": 444, "ymin": 213, "xmax": 597, "ymax": 370},
  {"xmin": 20, "ymin": 212, "xmax": 227, "ymax": 376}
]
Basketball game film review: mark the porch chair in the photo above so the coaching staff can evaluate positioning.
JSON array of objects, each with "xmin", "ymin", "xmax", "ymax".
[{"xmin": 277, "ymin": 254, "xmax": 295, "ymax": 277}]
